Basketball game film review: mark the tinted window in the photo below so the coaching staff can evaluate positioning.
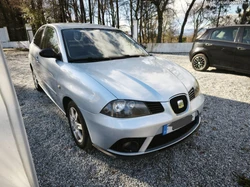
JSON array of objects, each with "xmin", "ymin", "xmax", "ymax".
[
  {"xmin": 33, "ymin": 28, "xmax": 44, "ymax": 48},
  {"xmin": 42, "ymin": 27, "xmax": 60, "ymax": 53},
  {"xmin": 210, "ymin": 28, "xmax": 238, "ymax": 42},
  {"xmin": 242, "ymin": 27, "xmax": 250, "ymax": 44}
]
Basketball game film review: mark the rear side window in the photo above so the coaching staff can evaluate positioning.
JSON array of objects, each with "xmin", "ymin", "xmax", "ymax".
[
  {"xmin": 210, "ymin": 27, "xmax": 239, "ymax": 42},
  {"xmin": 242, "ymin": 27, "xmax": 250, "ymax": 44},
  {"xmin": 196, "ymin": 29, "xmax": 209, "ymax": 40},
  {"xmin": 33, "ymin": 27, "xmax": 44, "ymax": 48}
]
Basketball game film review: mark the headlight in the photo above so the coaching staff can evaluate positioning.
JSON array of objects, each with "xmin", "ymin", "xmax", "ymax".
[
  {"xmin": 101, "ymin": 100, "xmax": 150, "ymax": 118},
  {"xmin": 194, "ymin": 79, "xmax": 200, "ymax": 97}
]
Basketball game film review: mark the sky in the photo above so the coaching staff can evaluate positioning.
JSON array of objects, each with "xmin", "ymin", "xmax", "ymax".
[
  {"xmin": 119, "ymin": 0, "xmax": 245, "ymax": 35},
  {"xmin": 174, "ymin": 0, "xmax": 242, "ymax": 34}
]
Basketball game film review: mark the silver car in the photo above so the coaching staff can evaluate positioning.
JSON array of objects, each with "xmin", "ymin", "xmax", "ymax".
[{"xmin": 29, "ymin": 23, "xmax": 204, "ymax": 156}]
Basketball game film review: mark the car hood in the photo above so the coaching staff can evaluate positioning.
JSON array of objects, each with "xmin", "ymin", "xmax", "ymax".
[{"xmin": 71, "ymin": 56, "xmax": 195, "ymax": 102}]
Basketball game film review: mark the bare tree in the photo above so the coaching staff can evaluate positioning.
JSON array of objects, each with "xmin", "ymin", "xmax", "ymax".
[
  {"xmin": 178, "ymin": 0, "xmax": 196, "ymax": 42},
  {"xmin": 151, "ymin": 0, "xmax": 172, "ymax": 43},
  {"xmin": 88, "ymin": 0, "xmax": 93, "ymax": 23},
  {"xmin": 190, "ymin": 0, "xmax": 208, "ymax": 41},
  {"xmin": 79, "ymin": 0, "xmax": 87, "ymax": 22}
]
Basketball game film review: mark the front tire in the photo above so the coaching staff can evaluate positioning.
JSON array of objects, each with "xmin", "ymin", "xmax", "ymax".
[
  {"xmin": 67, "ymin": 101, "xmax": 92, "ymax": 150},
  {"xmin": 192, "ymin": 54, "xmax": 209, "ymax": 71}
]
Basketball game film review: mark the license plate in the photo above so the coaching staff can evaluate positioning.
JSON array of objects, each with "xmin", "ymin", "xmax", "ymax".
[
  {"xmin": 170, "ymin": 115, "xmax": 192, "ymax": 130},
  {"xmin": 162, "ymin": 125, "xmax": 168, "ymax": 135}
]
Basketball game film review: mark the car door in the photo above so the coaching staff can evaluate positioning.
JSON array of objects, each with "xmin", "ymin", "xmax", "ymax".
[
  {"xmin": 29, "ymin": 26, "xmax": 45, "ymax": 86},
  {"xmin": 39, "ymin": 26, "xmax": 62, "ymax": 105},
  {"xmin": 234, "ymin": 26, "xmax": 250, "ymax": 74},
  {"xmin": 205, "ymin": 27, "xmax": 239, "ymax": 69}
]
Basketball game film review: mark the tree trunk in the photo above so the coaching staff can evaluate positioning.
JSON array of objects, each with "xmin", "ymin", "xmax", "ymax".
[
  {"xmin": 116, "ymin": 0, "xmax": 119, "ymax": 28},
  {"xmin": 179, "ymin": 0, "xmax": 196, "ymax": 43},
  {"xmin": 129, "ymin": 0, "xmax": 133, "ymax": 37},
  {"xmin": 73, "ymin": 0, "xmax": 79, "ymax": 22},
  {"xmin": 156, "ymin": 10, "xmax": 163, "ymax": 43},
  {"xmin": 98, "ymin": 0, "xmax": 101, "ymax": 24},
  {"xmin": 110, "ymin": 0, "xmax": 115, "ymax": 27},
  {"xmin": 216, "ymin": 2, "xmax": 222, "ymax": 27},
  {"xmin": 88, "ymin": 0, "xmax": 92, "ymax": 23},
  {"xmin": 139, "ymin": 0, "xmax": 143, "ymax": 43},
  {"xmin": 59, "ymin": 0, "xmax": 66, "ymax": 22},
  {"xmin": 79, "ymin": 0, "xmax": 86, "ymax": 23},
  {"xmin": 101, "ymin": 0, "xmax": 105, "ymax": 25}
]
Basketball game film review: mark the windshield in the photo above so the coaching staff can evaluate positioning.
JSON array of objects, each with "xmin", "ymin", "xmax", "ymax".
[{"xmin": 62, "ymin": 29, "xmax": 148, "ymax": 62}]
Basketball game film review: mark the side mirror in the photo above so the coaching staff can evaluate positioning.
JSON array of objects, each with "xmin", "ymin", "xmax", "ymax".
[{"xmin": 39, "ymin": 48, "xmax": 61, "ymax": 60}]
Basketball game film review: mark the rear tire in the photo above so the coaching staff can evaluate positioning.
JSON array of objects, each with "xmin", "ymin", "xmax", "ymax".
[
  {"xmin": 31, "ymin": 69, "xmax": 42, "ymax": 91},
  {"xmin": 67, "ymin": 101, "xmax": 92, "ymax": 150},
  {"xmin": 192, "ymin": 54, "xmax": 209, "ymax": 71}
]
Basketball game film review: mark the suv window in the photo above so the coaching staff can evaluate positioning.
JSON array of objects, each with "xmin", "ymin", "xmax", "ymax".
[
  {"xmin": 210, "ymin": 28, "xmax": 238, "ymax": 42},
  {"xmin": 242, "ymin": 27, "xmax": 250, "ymax": 44},
  {"xmin": 42, "ymin": 27, "xmax": 60, "ymax": 53},
  {"xmin": 33, "ymin": 27, "xmax": 44, "ymax": 48}
]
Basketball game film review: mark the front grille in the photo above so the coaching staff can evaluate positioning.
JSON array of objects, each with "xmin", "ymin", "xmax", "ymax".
[
  {"xmin": 170, "ymin": 95, "xmax": 188, "ymax": 114},
  {"xmin": 146, "ymin": 115, "xmax": 199, "ymax": 150},
  {"xmin": 188, "ymin": 88, "xmax": 195, "ymax": 101},
  {"xmin": 145, "ymin": 102, "xmax": 164, "ymax": 114}
]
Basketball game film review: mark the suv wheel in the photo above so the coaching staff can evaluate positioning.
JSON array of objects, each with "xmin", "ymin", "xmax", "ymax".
[{"xmin": 192, "ymin": 54, "xmax": 209, "ymax": 71}]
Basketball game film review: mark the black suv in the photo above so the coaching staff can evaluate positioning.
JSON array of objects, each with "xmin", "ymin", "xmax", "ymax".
[{"xmin": 189, "ymin": 25, "xmax": 250, "ymax": 74}]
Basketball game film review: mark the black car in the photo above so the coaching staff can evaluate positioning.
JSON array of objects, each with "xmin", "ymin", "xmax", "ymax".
[{"xmin": 189, "ymin": 25, "xmax": 250, "ymax": 74}]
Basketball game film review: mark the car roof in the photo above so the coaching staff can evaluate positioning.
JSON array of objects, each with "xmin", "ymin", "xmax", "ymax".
[
  {"xmin": 45, "ymin": 23, "xmax": 118, "ymax": 31},
  {"xmin": 206, "ymin": 25, "xmax": 248, "ymax": 31}
]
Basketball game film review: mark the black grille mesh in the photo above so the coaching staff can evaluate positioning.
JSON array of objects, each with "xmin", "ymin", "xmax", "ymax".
[
  {"xmin": 188, "ymin": 88, "xmax": 195, "ymax": 101},
  {"xmin": 145, "ymin": 102, "xmax": 164, "ymax": 114}
]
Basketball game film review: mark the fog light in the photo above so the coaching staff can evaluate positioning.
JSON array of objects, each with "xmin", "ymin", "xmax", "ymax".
[
  {"xmin": 122, "ymin": 141, "xmax": 139, "ymax": 152},
  {"xmin": 110, "ymin": 138, "xmax": 146, "ymax": 153}
]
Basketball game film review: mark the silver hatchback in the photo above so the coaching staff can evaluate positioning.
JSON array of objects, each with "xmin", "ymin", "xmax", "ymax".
[{"xmin": 29, "ymin": 23, "xmax": 204, "ymax": 156}]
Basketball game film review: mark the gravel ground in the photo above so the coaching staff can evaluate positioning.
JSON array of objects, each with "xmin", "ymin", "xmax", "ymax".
[{"xmin": 4, "ymin": 50, "xmax": 250, "ymax": 187}]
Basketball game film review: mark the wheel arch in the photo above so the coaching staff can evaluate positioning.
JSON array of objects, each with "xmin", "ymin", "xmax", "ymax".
[{"xmin": 63, "ymin": 96, "xmax": 72, "ymax": 116}]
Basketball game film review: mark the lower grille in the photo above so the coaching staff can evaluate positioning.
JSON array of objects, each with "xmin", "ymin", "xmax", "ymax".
[{"xmin": 146, "ymin": 115, "xmax": 199, "ymax": 150}]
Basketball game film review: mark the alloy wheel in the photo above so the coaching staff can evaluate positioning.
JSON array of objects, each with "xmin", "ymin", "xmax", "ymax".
[{"xmin": 69, "ymin": 107, "xmax": 83, "ymax": 143}]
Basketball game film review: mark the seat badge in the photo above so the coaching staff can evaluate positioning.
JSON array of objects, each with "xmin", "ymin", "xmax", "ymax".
[{"xmin": 177, "ymin": 100, "xmax": 184, "ymax": 109}]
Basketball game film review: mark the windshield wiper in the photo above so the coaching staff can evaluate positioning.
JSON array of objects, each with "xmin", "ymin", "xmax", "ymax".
[
  {"xmin": 108, "ymin": 54, "xmax": 148, "ymax": 60},
  {"xmin": 70, "ymin": 57, "xmax": 112, "ymax": 63},
  {"xmin": 70, "ymin": 54, "xmax": 148, "ymax": 62}
]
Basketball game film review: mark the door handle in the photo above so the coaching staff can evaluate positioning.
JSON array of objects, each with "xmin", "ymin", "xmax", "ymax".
[
  {"xmin": 237, "ymin": 47, "xmax": 246, "ymax": 51},
  {"xmin": 205, "ymin": 43, "xmax": 213, "ymax": 46}
]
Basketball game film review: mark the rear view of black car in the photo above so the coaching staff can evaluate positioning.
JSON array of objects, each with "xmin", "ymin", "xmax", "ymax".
[{"xmin": 189, "ymin": 25, "xmax": 250, "ymax": 74}]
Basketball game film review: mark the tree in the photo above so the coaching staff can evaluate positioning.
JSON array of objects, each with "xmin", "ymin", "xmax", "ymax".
[
  {"xmin": 151, "ymin": 0, "xmax": 172, "ymax": 43},
  {"xmin": 190, "ymin": 0, "xmax": 209, "ymax": 41},
  {"xmin": 178, "ymin": 0, "xmax": 196, "ymax": 43},
  {"xmin": 235, "ymin": 0, "xmax": 250, "ymax": 24},
  {"xmin": 206, "ymin": 0, "xmax": 232, "ymax": 27}
]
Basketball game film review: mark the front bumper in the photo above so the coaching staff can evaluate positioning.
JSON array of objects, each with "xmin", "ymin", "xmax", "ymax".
[{"xmin": 81, "ymin": 94, "xmax": 205, "ymax": 156}]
